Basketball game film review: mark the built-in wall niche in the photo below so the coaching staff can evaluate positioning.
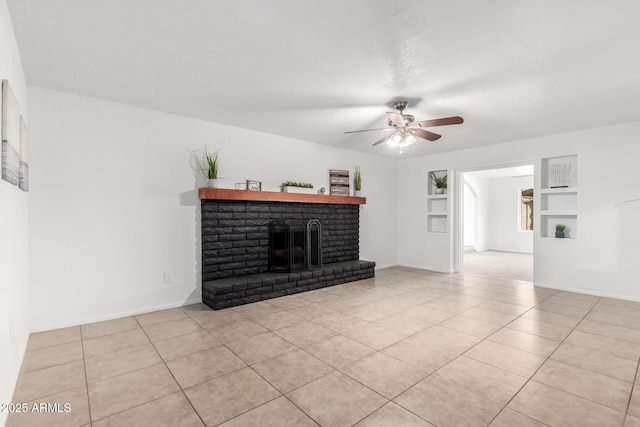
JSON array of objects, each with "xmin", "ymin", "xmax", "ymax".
[
  {"xmin": 541, "ymin": 155, "xmax": 577, "ymax": 189},
  {"xmin": 540, "ymin": 215, "xmax": 577, "ymax": 239},
  {"xmin": 427, "ymin": 215, "xmax": 447, "ymax": 233},
  {"xmin": 539, "ymin": 155, "xmax": 578, "ymax": 239},
  {"xmin": 427, "ymin": 169, "xmax": 449, "ymax": 233}
]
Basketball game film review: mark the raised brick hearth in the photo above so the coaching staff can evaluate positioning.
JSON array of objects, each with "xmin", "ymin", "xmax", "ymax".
[
  {"xmin": 203, "ymin": 260, "xmax": 375, "ymax": 309},
  {"xmin": 199, "ymin": 190, "xmax": 375, "ymax": 309}
]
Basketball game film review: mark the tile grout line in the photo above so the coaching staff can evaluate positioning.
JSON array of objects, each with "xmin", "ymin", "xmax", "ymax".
[
  {"xmin": 135, "ymin": 312, "xmax": 208, "ymax": 427},
  {"xmin": 181, "ymin": 304, "xmax": 325, "ymax": 426},
  {"xmin": 625, "ymin": 355, "xmax": 640, "ymax": 416},
  {"xmin": 79, "ymin": 326, "xmax": 94, "ymax": 425},
  {"xmin": 485, "ymin": 294, "xmax": 615, "ymax": 425}
]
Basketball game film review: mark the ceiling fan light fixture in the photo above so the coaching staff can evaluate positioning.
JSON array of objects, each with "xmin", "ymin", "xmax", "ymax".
[
  {"xmin": 388, "ymin": 132, "xmax": 403, "ymax": 146},
  {"xmin": 403, "ymin": 133, "xmax": 416, "ymax": 145},
  {"xmin": 345, "ymin": 100, "xmax": 463, "ymax": 150}
]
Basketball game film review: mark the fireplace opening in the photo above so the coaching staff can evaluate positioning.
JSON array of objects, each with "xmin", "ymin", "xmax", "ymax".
[{"xmin": 269, "ymin": 219, "xmax": 322, "ymax": 272}]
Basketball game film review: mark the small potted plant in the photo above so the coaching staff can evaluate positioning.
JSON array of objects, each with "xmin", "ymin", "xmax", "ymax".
[
  {"xmin": 282, "ymin": 181, "xmax": 315, "ymax": 194},
  {"xmin": 198, "ymin": 148, "xmax": 220, "ymax": 188},
  {"xmin": 555, "ymin": 224, "xmax": 566, "ymax": 238},
  {"xmin": 430, "ymin": 171, "xmax": 447, "ymax": 194},
  {"xmin": 353, "ymin": 166, "xmax": 362, "ymax": 197}
]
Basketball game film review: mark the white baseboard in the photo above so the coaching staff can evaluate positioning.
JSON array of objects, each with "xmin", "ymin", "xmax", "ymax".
[
  {"xmin": 396, "ymin": 263, "xmax": 454, "ymax": 274},
  {"xmin": 374, "ymin": 264, "xmax": 398, "ymax": 270},
  {"xmin": 534, "ymin": 282, "xmax": 640, "ymax": 303},
  {"xmin": 30, "ymin": 296, "xmax": 203, "ymax": 333},
  {"xmin": 477, "ymin": 248, "xmax": 533, "ymax": 254}
]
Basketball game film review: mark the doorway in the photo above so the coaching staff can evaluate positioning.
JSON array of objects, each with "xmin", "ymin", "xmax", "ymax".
[{"xmin": 456, "ymin": 164, "xmax": 534, "ymax": 282}]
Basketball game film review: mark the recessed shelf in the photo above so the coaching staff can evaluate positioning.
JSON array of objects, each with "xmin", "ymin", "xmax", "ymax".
[
  {"xmin": 540, "ymin": 187, "xmax": 578, "ymax": 194},
  {"xmin": 539, "ymin": 213, "xmax": 577, "ymax": 239},
  {"xmin": 540, "ymin": 210, "xmax": 578, "ymax": 216},
  {"xmin": 427, "ymin": 169, "xmax": 449, "ymax": 233},
  {"xmin": 427, "ymin": 215, "xmax": 447, "ymax": 233},
  {"xmin": 539, "ymin": 155, "xmax": 578, "ymax": 239}
]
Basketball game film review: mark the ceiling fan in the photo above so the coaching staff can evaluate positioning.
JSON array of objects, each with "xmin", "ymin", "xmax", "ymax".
[{"xmin": 344, "ymin": 101, "xmax": 463, "ymax": 152}]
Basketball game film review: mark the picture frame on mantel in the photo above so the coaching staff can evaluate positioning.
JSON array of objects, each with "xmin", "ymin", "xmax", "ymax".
[{"xmin": 246, "ymin": 180, "xmax": 262, "ymax": 191}]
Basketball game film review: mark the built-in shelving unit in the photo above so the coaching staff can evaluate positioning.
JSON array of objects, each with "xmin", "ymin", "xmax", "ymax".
[
  {"xmin": 427, "ymin": 170, "xmax": 448, "ymax": 233},
  {"xmin": 539, "ymin": 155, "xmax": 578, "ymax": 238}
]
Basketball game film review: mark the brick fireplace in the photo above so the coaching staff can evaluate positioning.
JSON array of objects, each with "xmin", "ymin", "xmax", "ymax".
[{"xmin": 199, "ymin": 189, "xmax": 375, "ymax": 309}]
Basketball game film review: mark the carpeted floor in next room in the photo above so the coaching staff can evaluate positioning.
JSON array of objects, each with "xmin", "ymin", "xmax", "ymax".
[{"xmin": 7, "ymin": 266, "xmax": 640, "ymax": 426}]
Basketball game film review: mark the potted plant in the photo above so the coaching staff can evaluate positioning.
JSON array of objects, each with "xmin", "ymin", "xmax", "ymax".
[
  {"xmin": 197, "ymin": 148, "xmax": 220, "ymax": 188},
  {"xmin": 430, "ymin": 171, "xmax": 447, "ymax": 194},
  {"xmin": 353, "ymin": 166, "xmax": 362, "ymax": 197},
  {"xmin": 282, "ymin": 181, "xmax": 315, "ymax": 194},
  {"xmin": 555, "ymin": 224, "xmax": 566, "ymax": 238}
]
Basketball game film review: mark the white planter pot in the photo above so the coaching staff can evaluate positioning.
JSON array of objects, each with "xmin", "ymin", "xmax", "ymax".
[
  {"xmin": 283, "ymin": 186, "xmax": 316, "ymax": 194},
  {"xmin": 435, "ymin": 187, "xmax": 445, "ymax": 194},
  {"xmin": 354, "ymin": 190, "xmax": 361, "ymax": 197},
  {"xmin": 207, "ymin": 178, "xmax": 218, "ymax": 188}
]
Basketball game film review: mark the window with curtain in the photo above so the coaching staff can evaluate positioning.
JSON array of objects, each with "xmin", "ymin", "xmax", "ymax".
[{"xmin": 520, "ymin": 188, "xmax": 533, "ymax": 231}]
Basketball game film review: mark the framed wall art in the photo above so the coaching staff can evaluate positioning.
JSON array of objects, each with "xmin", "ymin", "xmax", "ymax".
[
  {"xmin": 246, "ymin": 180, "xmax": 262, "ymax": 191},
  {"xmin": 2, "ymin": 80, "xmax": 21, "ymax": 186}
]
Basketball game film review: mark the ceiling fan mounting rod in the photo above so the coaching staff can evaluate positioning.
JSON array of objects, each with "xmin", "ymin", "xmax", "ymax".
[{"xmin": 394, "ymin": 101, "xmax": 409, "ymax": 113}]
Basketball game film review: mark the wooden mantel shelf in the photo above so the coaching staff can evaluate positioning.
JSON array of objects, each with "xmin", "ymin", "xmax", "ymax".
[{"xmin": 199, "ymin": 188, "xmax": 366, "ymax": 205}]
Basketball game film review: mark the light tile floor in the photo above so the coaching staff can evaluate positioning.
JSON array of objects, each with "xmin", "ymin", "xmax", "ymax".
[{"xmin": 7, "ymin": 267, "xmax": 640, "ymax": 426}]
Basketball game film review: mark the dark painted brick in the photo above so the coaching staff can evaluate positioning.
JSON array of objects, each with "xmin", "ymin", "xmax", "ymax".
[
  {"xmin": 261, "ymin": 278, "xmax": 275, "ymax": 286},
  {"xmin": 246, "ymin": 205, "xmax": 271, "ymax": 213},
  {"xmin": 274, "ymin": 282, "xmax": 296, "ymax": 291},
  {"xmin": 247, "ymin": 279, "xmax": 264, "ymax": 289},
  {"xmin": 232, "ymin": 282, "xmax": 247, "ymax": 292},
  {"xmin": 219, "ymin": 205, "xmax": 246, "ymax": 213},
  {"xmin": 234, "ymin": 226, "xmax": 260, "ymax": 234},
  {"xmin": 220, "ymin": 234, "xmax": 247, "ymax": 242}
]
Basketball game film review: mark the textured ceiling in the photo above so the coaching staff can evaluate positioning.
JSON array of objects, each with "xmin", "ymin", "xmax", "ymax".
[{"xmin": 7, "ymin": 0, "xmax": 640, "ymax": 158}]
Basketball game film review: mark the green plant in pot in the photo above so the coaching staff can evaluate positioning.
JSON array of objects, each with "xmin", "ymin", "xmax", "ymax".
[
  {"xmin": 281, "ymin": 181, "xmax": 315, "ymax": 194},
  {"xmin": 199, "ymin": 148, "xmax": 220, "ymax": 188},
  {"xmin": 555, "ymin": 224, "xmax": 566, "ymax": 238},
  {"xmin": 281, "ymin": 181, "xmax": 313, "ymax": 188},
  {"xmin": 353, "ymin": 166, "xmax": 362, "ymax": 197},
  {"xmin": 430, "ymin": 172, "xmax": 447, "ymax": 194}
]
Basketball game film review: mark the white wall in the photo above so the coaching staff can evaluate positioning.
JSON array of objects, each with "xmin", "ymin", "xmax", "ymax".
[
  {"xmin": 463, "ymin": 175, "xmax": 490, "ymax": 252},
  {"xmin": 487, "ymin": 175, "xmax": 533, "ymax": 253},
  {"xmin": 27, "ymin": 87, "xmax": 398, "ymax": 331},
  {"xmin": 398, "ymin": 121, "xmax": 640, "ymax": 301},
  {"xmin": 0, "ymin": 0, "xmax": 29, "ymax": 424}
]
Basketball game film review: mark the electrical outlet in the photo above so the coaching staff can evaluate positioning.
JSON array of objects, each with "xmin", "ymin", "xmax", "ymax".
[{"xmin": 163, "ymin": 272, "xmax": 174, "ymax": 284}]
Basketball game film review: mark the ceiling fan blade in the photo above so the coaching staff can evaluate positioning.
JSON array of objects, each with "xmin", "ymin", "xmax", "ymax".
[
  {"xmin": 414, "ymin": 128, "xmax": 442, "ymax": 141},
  {"xmin": 415, "ymin": 116, "xmax": 464, "ymax": 127},
  {"xmin": 344, "ymin": 128, "xmax": 391, "ymax": 134},
  {"xmin": 387, "ymin": 112, "xmax": 405, "ymax": 126},
  {"xmin": 372, "ymin": 135, "xmax": 390, "ymax": 146}
]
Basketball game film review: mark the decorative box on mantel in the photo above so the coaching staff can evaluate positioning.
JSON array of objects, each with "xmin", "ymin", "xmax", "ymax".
[{"xmin": 198, "ymin": 188, "xmax": 374, "ymax": 309}]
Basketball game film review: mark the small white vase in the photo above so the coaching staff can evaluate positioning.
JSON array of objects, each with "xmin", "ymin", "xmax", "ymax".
[
  {"xmin": 435, "ymin": 188, "xmax": 445, "ymax": 195},
  {"xmin": 354, "ymin": 190, "xmax": 361, "ymax": 197},
  {"xmin": 207, "ymin": 178, "xmax": 218, "ymax": 188}
]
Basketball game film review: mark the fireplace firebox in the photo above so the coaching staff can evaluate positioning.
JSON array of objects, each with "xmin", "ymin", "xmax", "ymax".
[{"xmin": 269, "ymin": 219, "xmax": 322, "ymax": 272}]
